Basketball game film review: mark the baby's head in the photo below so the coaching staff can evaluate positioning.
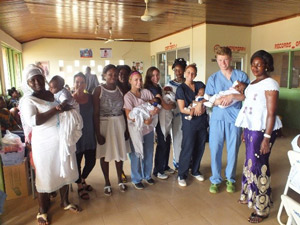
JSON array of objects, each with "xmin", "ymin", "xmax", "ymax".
[
  {"xmin": 163, "ymin": 86, "xmax": 173, "ymax": 93},
  {"xmin": 49, "ymin": 75, "xmax": 65, "ymax": 94},
  {"xmin": 197, "ymin": 87, "xmax": 205, "ymax": 97},
  {"xmin": 234, "ymin": 81, "xmax": 247, "ymax": 94},
  {"xmin": 149, "ymin": 97, "xmax": 162, "ymax": 107}
]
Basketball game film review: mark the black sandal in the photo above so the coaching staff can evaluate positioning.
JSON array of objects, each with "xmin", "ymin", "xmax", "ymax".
[
  {"xmin": 78, "ymin": 188, "xmax": 89, "ymax": 200},
  {"xmin": 82, "ymin": 181, "xmax": 93, "ymax": 192},
  {"xmin": 248, "ymin": 212, "xmax": 268, "ymax": 223}
]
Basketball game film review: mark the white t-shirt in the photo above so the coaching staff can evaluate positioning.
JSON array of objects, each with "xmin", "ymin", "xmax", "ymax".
[{"xmin": 235, "ymin": 77, "xmax": 282, "ymax": 131}]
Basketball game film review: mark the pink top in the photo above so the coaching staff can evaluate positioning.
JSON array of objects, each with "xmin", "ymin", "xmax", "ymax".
[{"xmin": 123, "ymin": 89, "xmax": 154, "ymax": 136}]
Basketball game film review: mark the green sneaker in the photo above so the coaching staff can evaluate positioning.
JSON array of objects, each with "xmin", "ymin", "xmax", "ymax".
[
  {"xmin": 226, "ymin": 181, "xmax": 235, "ymax": 193},
  {"xmin": 209, "ymin": 183, "xmax": 219, "ymax": 194}
]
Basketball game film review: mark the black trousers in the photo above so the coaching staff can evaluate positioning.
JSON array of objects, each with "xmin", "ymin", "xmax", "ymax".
[
  {"xmin": 153, "ymin": 122, "xmax": 171, "ymax": 175},
  {"xmin": 75, "ymin": 149, "xmax": 96, "ymax": 183}
]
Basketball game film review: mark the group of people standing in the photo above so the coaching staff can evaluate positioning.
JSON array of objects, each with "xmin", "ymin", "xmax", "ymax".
[{"xmin": 19, "ymin": 46, "xmax": 282, "ymax": 225}]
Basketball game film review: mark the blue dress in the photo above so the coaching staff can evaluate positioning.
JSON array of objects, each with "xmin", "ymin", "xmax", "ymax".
[{"xmin": 76, "ymin": 95, "xmax": 96, "ymax": 153}]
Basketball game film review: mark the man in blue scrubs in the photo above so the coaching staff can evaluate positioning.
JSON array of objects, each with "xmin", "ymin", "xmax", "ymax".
[{"xmin": 205, "ymin": 46, "xmax": 250, "ymax": 193}]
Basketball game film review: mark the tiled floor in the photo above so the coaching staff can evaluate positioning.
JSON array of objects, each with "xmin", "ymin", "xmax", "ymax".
[{"xmin": 1, "ymin": 128, "xmax": 298, "ymax": 225}]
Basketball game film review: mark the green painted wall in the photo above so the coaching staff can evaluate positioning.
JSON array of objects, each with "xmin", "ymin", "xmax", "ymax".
[{"xmin": 278, "ymin": 88, "xmax": 300, "ymax": 129}]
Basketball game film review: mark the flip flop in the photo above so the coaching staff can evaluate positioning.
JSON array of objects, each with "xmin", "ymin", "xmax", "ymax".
[
  {"xmin": 118, "ymin": 183, "xmax": 127, "ymax": 192},
  {"xmin": 36, "ymin": 213, "xmax": 49, "ymax": 225},
  {"xmin": 104, "ymin": 186, "xmax": 112, "ymax": 196},
  {"xmin": 82, "ymin": 181, "xmax": 93, "ymax": 192},
  {"xmin": 248, "ymin": 212, "xmax": 268, "ymax": 223},
  {"xmin": 78, "ymin": 188, "xmax": 89, "ymax": 200},
  {"xmin": 63, "ymin": 204, "xmax": 82, "ymax": 213}
]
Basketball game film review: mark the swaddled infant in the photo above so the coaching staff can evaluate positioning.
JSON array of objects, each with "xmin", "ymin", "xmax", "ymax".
[{"xmin": 129, "ymin": 97, "xmax": 162, "ymax": 130}]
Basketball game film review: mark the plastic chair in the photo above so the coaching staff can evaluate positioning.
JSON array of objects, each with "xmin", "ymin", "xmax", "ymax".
[
  {"xmin": 277, "ymin": 150, "xmax": 300, "ymax": 225},
  {"xmin": 281, "ymin": 195, "xmax": 300, "ymax": 225}
]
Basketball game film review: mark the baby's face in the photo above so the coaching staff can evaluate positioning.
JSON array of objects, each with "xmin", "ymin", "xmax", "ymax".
[
  {"xmin": 234, "ymin": 82, "xmax": 246, "ymax": 93},
  {"xmin": 164, "ymin": 86, "xmax": 173, "ymax": 92},
  {"xmin": 198, "ymin": 88, "xmax": 205, "ymax": 96},
  {"xmin": 49, "ymin": 81, "xmax": 61, "ymax": 94}
]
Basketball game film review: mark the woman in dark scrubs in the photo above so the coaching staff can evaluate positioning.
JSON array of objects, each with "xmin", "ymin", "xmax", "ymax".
[{"xmin": 176, "ymin": 63, "xmax": 208, "ymax": 187}]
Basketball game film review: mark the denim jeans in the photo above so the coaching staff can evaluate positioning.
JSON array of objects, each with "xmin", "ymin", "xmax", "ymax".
[{"xmin": 129, "ymin": 131, "xmax": 154, "ymax": 184}]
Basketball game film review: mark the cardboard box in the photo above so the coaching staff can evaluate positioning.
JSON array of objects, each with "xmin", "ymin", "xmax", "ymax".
[{"xmin": 3, "ymin": 158, "xmax": 30, "ymax": 200}]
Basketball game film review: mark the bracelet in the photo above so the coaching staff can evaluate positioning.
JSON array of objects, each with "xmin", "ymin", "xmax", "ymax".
[{"xmin": 263, "ymin": 133, "xmax": 271, "ymax": 139}]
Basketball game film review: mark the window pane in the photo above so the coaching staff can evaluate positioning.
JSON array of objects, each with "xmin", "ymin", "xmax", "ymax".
[
  {"xmin": 270, "ymin": 52, "xmax": 289, "ymax": 88},
  {"xmin": 177, "ymin": 48, "xmax": 190, "ymax": 64},
  {"xmin": 157, "ymin": 53, "xmax": 166, "ymax": 86},
  {"xmin": 2, "ymin": 47, "xmax": 11, "ymax": 89},
  {"xmin": 166, "ymin": 50, "xmax": 176, "ymax": 85},
  {"xmin": 292, "ymin": 51, "xmax": 300, "ymax": 88}
]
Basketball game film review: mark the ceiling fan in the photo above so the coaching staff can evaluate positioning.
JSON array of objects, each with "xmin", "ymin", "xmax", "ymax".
[
  {"xmin": 141, "ymin": 0, "xmax": 153, "ymax": 22},
  {"xmin": 96, "ymin": 27, "xmax": 134, "ymax": 43}
]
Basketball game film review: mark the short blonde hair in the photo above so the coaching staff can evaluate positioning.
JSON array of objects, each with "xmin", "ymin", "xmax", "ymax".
[{"xmin": 215, "ymin": 46, "xmax": 232, "ymax": 58}]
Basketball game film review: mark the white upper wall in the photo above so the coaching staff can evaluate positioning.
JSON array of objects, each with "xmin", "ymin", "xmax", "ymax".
[
  {"xmin": 150, "ymin": 24, "xmax": 206, "ymax": 82},
  {"xmin": 251, "ymin": 16, "xmax": 300, "ymax": 52},
  {"xmin": 22, "ymin": 38, "xmax": 150, "ymax": 86}
]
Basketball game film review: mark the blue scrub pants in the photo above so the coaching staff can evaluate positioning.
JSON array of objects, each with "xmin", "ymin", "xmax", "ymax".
[
  {"xmin": 178, "ymin": 127, "xmax": 207, "ymax": 180},
  {"xmin": 129, "ymin": 131, "xmax": 154, "ymax": 184},
  {"xmin": 153, "ymin": 122, "xmax": 171, "ymax": 176},
  {"xmin": 209, "ymin": 120, "xmax": 242, "ymax": 184}
]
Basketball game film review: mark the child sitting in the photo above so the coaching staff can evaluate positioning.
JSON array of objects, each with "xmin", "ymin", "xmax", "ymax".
[
  {"xmin": 203, "ymin": 80, "xmax": 246, "ymax": 108},
  {"xmin": 159, "ymin": 86, "xmax": 176, "ymax": 138},
  {"xmin": 184, "ymin": 87, "xmax": 205, "ymax": 120}
]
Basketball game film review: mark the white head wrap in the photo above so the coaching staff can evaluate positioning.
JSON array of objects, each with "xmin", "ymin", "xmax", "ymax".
[{"xmin": 19, "ymin": 64, "xmax": 45, "ymax": 142}]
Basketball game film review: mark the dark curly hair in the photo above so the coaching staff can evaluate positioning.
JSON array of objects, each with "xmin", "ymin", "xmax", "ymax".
[
  {"xmin": 102, "ymin": 64, "xmax": 117, "ymax": 80},
  {"xmin": 7, "ymin": 87, "xmax": 20, "ymax": 97},
  {"xmin": 250, "ymin": 50, "xmax": 274, "ymax": 72},
  {"xmin": 73, "ymin": 72, "xmax": 86, "ymax": 82},
  {"xmin": 172, "ymin": 58, "xmax": 187, "ymax": 71},
  {"xmin": 50, "ymin": 75, "xmax": 65, "ymax": 89}
]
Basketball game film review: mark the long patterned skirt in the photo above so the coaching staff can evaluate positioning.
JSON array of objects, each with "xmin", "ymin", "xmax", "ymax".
[{"xmin": 240, "ymin": 128, "xmax": 277, "ymax": 216}]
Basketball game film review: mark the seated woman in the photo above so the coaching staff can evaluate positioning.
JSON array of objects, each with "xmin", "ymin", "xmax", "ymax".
[
  {"xmin": 0, "ymin": 95, "xmax": 20, "ymax": 134},
  {"xmin": 19, "ymin": 64, "xmax": 81, "ymax": 225}
]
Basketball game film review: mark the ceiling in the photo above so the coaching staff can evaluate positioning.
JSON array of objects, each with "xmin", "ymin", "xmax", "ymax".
[{"xmin": 0, "ymin": 0, "xmax": 299, "ymax": 44}]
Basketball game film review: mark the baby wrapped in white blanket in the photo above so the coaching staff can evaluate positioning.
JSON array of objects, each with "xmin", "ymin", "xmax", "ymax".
[
  {"xmin": 128, "ymin": 97, "xmax": 161, "ymax": 159},
  {"xmin": 159, "ymin": 86, "xmax": 176, "ymax": 138},
  {"xmin": 203, "ymin": 80, "xmax": 246, "ymax": 108}
]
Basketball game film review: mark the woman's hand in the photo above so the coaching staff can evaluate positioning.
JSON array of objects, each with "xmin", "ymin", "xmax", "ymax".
[
  {"xmin": 149, "ymin": 107, "xmax": 160, "ymax": 116},
  {"xmin": 124, "ymin": 129, "xmax": 130, "ymax": 140},
  {"xmin": 260, "ymin": 138, "xmax": 270, "ymax": 155},
  {"xmin": 97, "ymin": 134, "xmax": 106, "ymax": 145},
  {"xmin": 144, "ymin": 117, "xmax": 153, "ymax": 125},
  {"xmin": 194, "ymin": 101, "xmax": 205, "ymax": 116}
]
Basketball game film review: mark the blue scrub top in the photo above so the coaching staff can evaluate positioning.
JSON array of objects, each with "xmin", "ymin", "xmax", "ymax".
[
  {"xmin": 176, "ymin": 81, "xmax": 208, "ymax": 131},
  {"xmin": 205, "ymin": 69, "xmax": 250, "ymax": 124}
]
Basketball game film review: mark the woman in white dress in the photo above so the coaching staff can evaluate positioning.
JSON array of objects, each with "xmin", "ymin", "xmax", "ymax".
[
  {"xmin": 20, "ymin": 65, "xmax": 81, "ymax": 225},
  {"xmin": 93, "ymin": 64, "xmax": 130, "ymax": 196}
]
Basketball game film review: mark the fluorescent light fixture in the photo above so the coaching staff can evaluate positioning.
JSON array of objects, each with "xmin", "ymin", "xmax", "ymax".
[{"xmin": 119, "ymin": 60, "xmax": 125, "ymax": 65}]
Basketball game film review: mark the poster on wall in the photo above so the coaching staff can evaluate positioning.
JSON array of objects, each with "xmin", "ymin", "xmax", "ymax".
[
  {"xmin": 80, "ymin": 48, "xmax": 93, "ymax": 58},
  {"xmin": 36, "ymin": 61, "xmax": 50, "ymax": 77},
  {"xmin": 132, "ymin": 61, "xmax": 143, "ymax": 74},
  {"xmin": 100, "ymin": 48, "xmax": 112, "ymax": 58}
]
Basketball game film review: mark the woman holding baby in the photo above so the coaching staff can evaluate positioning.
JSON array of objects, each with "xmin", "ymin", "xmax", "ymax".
[
  {"xmin": 176, "ymin": 63, "xmax": 208, "ymax": 187},
  {"xmin": 123, "ymin": 71, "xmax": 159, "ymax": 189},
  {"xmin": 144, "ymin": 67, "xmax": 176, "ymax": 180}
]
